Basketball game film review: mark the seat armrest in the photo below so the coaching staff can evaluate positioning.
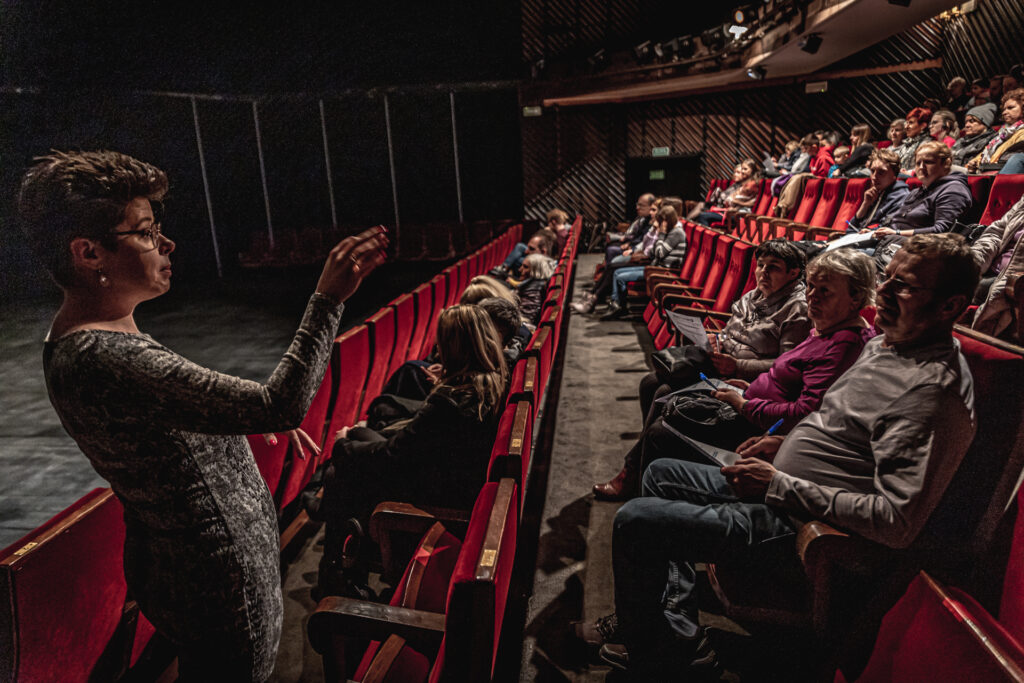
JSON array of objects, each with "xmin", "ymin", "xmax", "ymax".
[
  {"xmin": 652, "ymin": 282, "xmax": 701, "ymax": 304},
  {"xmin": 369, "ymin": 502, "xmax": 471, "ymax": 544},
  {"xmin": 308, "ymin": 596, "xmax": 446, "ymax": 653},
  {"xmin": 805, "ymin": 226, "xmax": 846, "ymax": 238},
  {"xmin": 661, "ymin": 294, "xmax": 716, "ymax": 309},
  {"xmin": 663, "ymin": 304, "xmax": 729, "ymax": 321},
  {"xmin": 644, "ymin": 266, "xmax": 677, "ymax": 278}
]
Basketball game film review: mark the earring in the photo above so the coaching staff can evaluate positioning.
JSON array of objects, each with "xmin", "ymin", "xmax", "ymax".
[{"xmin": 97, "ymin": 269, "xmax": 110, "ymax": 287}]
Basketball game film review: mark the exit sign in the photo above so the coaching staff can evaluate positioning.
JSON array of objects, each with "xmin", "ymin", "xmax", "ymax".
[
  {"xmin": 649, "ymin": 169, "xmax": 666, "ymax": 180},
  {"xmin": 522, "ymin": 106, "xmax": 542, "ymax": 117},
  {"xmin": 652, "ymin": 146, "xmax": 670, "ymax": 157}
]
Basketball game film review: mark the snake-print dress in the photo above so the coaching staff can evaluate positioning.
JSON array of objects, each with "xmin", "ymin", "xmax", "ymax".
[{"xmin": 43, "ymin": 294, "xmax": 342, "ymax": 681}]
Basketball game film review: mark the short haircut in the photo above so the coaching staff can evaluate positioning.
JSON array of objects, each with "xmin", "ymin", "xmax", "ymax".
[
  {"xmin": 889, "ymin": 117, "xmax": 907, "ymax": 130},
  {"xmin": 972, "ymin": 77, "xmax": 987, "ymax": 88},
  {"xmin": 800, "ymin": 134, "xmax": 819, "ymax": 148},
  {"xmin": 755, "ymin": 239, "xmax": 807, "ymax": 275},
  {"xmin": 656, "ymin": 205, "xmax": 679, "ymax": 226},
  {"xmin": 784, "ymin": 140, "xmax": 800, "ymax": 153},
  {"xmin": 850, "ymin": 123, "xmax": 872, "ymax": 143},
  {"xmin": 834, "ymin": 146, "xmax": 850, "ymax": 157},
  {"xmin": 1002, "ymin": 88, "xmax": 1024, "ymax": 109},
  {"xmin": 476, "ymin": 297, "xmax": 520, "ymax": 345},
  {"xmin": 807, "ymin": 248, "xmax": 876, "ymax": 308},
  {"xmin": 522, "ymin": 253, "xmax": 555, "ymax": 280},
  {"xmin": 638, "ymin": 193, "xmax": 656, "ymax": 205},
  {"xmin": 915, "ymin": 140, "xmax": 952, "ymax": 166},
  {"xmin": 906, "ymin": 107, "xmax": 933, "ymax": 123},
  {"xmin": 18, "ymin": 149, "xmax": 169, "ymax": 287},
  {"xmin": 948, "ymin": 76, "xmax": 967, "ymax": 88},
  {"xmin": 531, "ymin": 228, "xmax": 558, "ymax": 254},
  {"xmin": 991, "ymin": 74, "xmax": 1007, "ymax": 84},
  {"xmin": 821, "ymin": 130, "xmax": 842, "ymax": 146},
  {"xmin": 901, "ymin": 233, "xmax": 980, "ymax": 304},
  {"xmin": 931, "ymin": 109, "xmax": 958, "ymax": 133},
  {"xmin": 869, "ymin": 148, "xmax": 901, "ymax": 175}
]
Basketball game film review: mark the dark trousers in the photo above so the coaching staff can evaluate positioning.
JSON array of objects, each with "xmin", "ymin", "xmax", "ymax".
[{"xmin": 593, "ymin": 259, "xmax": 644, "ymax": 299}]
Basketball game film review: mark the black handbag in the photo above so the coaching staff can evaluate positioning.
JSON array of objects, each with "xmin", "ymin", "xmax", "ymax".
[
  {"xmin": 650, "ymin": 345, "xmax": 714, "ymax": 387},
  {"xmin": 659, "ymin": 392, "xmax": 746, "ymax": 448}
]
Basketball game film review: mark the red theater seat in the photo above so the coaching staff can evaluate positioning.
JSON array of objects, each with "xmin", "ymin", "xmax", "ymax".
[
  {"xmin": 409, "ymin": 282, "xmax": 434, "ymax": 363},
  {"xmin": 361, "ymin": 308, "xmax": 398, "ymax": 421},
  {"xmin": 1, "ymin": 489, "xmax": 155, "ymax": 682},
  {"xmin": 389, "ymin": 293, "xmax": 417, "ymax": 371},
  {"xmin": 979, "ymin": 174, "xmax": 1024, "ymax": 225},
  {"xmin": 326, "ymin": 325, "xmax": 372, "ymax": 437}
]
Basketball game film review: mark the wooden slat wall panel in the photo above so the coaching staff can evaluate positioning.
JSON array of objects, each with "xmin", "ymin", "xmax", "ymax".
[{"xmin": 521, "ymin": 2, "xmax": 1024, "ymax": 227}]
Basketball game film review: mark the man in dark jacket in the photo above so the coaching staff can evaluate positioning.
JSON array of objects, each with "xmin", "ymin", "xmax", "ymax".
[{"xmin": 847, "ymin": 148, "xmax": 911, "ymax": 231}]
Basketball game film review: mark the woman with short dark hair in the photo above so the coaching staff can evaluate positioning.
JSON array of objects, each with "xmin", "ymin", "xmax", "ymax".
[{"xmin": 20, "ymin": 149, "xmax": 386, "ymax": 680}]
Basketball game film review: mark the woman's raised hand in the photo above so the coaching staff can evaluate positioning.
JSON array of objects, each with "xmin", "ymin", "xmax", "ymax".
[{"xmin": 316, "ymin": 226, "xmax": 389, "ymax": 303}]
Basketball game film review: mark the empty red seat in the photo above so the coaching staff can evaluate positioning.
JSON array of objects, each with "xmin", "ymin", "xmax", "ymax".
[
  {"xmin": 410, "ymin": 282, "xmax": 434, "ymax": 362},
  {"xmin": 326, "ymin": 325, "xmax": 372, "ymax": 437},
  {"xmin": 389, "ymin": 293, "xmax": 417, "ymax": 371},
  {"xmin": 979, "ymin": 174, "xmax": 1024, "ymax": 225},
  {"xmin": 1, "ymin": 489, "xmax": 156, "ymax": 682},
  {"xmin": 360, "ymin": 308, "xmax": 398, "ymax": 421},
  {"xmin": 420, "ymin": 275, "xmax": 447, "ymax": 359}
]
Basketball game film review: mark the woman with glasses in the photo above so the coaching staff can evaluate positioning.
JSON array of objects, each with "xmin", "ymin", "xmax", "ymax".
[{"xmin": 19, "ymin": 150, "xmax": 386, "ymax": 681}]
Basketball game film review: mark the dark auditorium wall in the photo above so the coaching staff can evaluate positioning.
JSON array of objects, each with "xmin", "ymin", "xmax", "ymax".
[{"xmin": 520, "ymin": 0, "xmax": 1024, "ymax": 224}]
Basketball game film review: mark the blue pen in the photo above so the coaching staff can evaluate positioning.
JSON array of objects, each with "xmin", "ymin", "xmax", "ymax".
[
  {"xmin": 698, "ymin": 372, "xmax": 718, "ymax": 392},
  {"xmin": 765, "ymin": 418, "xmax": 784, "ymax": 436}
]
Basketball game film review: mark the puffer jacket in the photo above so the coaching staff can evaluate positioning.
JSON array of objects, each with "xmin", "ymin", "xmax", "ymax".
[{"xmin": 972, "ymin": 195, "xmax": 1024, "ymax": 339}]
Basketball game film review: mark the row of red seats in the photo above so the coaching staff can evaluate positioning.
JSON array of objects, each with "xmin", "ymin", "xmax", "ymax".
[
  {"xmin": 634, "ymin": 192, "xmax": 1024, "ymax": 679},
  {"xmin": 0, "ymin": 222, "xmax": 536, "ymax": 682},
  {"xmin": 306, "ymin": 220, "xmax": 582, "ymax": 681},
  {"xmin": 245, "ymin": 224, "xmax": 526, "ymax": 518}
]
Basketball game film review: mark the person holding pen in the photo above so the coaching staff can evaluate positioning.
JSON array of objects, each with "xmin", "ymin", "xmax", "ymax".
[{"xmin": 637, "ymin": 249, "xmax": 877, "ymax": 490}]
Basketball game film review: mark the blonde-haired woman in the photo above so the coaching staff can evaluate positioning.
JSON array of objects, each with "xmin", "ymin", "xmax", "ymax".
[
  {"xmin": 317, "ymin": 304, "xmax": 507, "ymax": 597},
  {"xmin": 460, "ymin": 274, "xmax": 519, "ymax": 306}
]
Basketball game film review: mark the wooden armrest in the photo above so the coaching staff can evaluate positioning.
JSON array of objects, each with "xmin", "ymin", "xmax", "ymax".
[
  {"xmin": 644, "ymin": 266, "xmax": 676, "ymax": 278},
  {"xmin": 663, "ymin": 304, "xmax": 727, "ymax": 320},
  {"xmin": 652, "ymin": 282, "xmax": 700, "ymax": 302},
  {"xmin": 369, "ymin": 502, "xmax": 471, "ymax": 544},
  {"xmin": 661, "ymin": 294, "xmax": 716, "ymax": 309},
  {"xmin": 805, "ymin": 226, "xmax": 845, "ymax": 237},
  {"xmin": 796, "ymin": 520, "xmax": 893, "ymax": 575},
  {"xmin": 358, "ymin": 635, "xmax": 411, "ymax": 683},
  {"xmin": 308, "ymin": 596, "xmax": 446, "ymax": 654}
]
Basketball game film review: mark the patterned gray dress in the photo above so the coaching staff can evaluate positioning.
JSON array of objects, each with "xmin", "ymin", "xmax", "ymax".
[{"xmin": 43, "ymin": 294, "xmax": 342, "ymax": 681}]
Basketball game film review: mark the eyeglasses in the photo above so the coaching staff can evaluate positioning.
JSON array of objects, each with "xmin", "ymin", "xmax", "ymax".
[
  {"xmin": 109, "ymin": 202, "xmax": 166, "ymax": 251},
  {"xmin": 882, "ymin": 276, "xmax": 935, "ymax": 297},
  {"xmin": 110, "ymin": 222, "xmax": 164, "ymax": 251}
]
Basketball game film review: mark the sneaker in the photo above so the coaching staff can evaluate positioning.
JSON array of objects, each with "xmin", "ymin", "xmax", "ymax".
[
  {"xmin": 600, "ymin": 301, "xmax": 626, "ymax": 320},
  {"xmin": 573, "ymin": 612, "xmax": 620, "ymax": 646},
  {"xmin": 571, "ymin": 298, "xmax": 596, "ymax": 314}
]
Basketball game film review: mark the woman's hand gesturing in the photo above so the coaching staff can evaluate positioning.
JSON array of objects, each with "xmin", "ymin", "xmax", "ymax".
[{"xmin": 316, "ymin": 226, "xmax": 389, "ymax": 303}]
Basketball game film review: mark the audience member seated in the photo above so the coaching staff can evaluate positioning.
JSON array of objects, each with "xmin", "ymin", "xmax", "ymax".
[
  {"xmin": 693, "ymin": 159, "xmax": 761, "ymax": 225},
  {"xmin": 971, "ymin": 193, "xmax": 1024, "ymax": 340},
  {"xmin": 774, "ymin": 140, "xmax": 801, "ymax": 172},
  {"xmin": 316, "ymin": 305, "xmax": 507, "ymax": 599},
  {"xmin": 593, "ymin": 239, "xmax": 811, "ymax": 500},
  {"xmin": 880, "ymin": 117, "xmax": 907, "ymax": 150},
  {"xmin": 581, "ymin": 234, "xmax": 979, "ymax": 678},
  {"xmin": 847, "ymin": 148, "xmax": 911, "ymax": 235},
  {"xmin": 628, "ymin": 250, "xmax": 876, "ymax": 491},
  {"xmin": 929, "ymin": 109, "xmax": 958, "ymax": 148},
  {"xmin": 516, "ymin": 253, "xmax": 555, "ymax": 327},
  {"xmin": 814, "ymin": 131, "xmax": 840, "ymax": 177},
  {"xmin": 867, "ymin": 142, "xmax": 973, "ymax": 268},
  {"xmin": 490, "ymin": 226, "xmax": 557, "ymax": 280},
  {"xmin": 968, "ymin": 77, "xmax": 990, "ymax": 107},
  {"xmin": 547, "ymin": 207, "xmax": 572, "ymax": 251},
  {"xmin": 601, "ymin": 205, "xmax": 687, "ymax": 320},
  {"xmin": 604, "ymin": 193, "xmax": 656, "ymax": 264},
  {"xmin": 897, "ymin": 107, "xmax": 933, "ymax": 173},
  {"xmin": 828, "ymin": 146, "xmax": 850, "ymax": 178},
  {"xmin": 789, "ymin": 135, "xmax": 815, "ymax": 173},
  {"xmin": 952, "ymin": 105, "xmax": 998, "ymax": 166},
  {"xmin": 945, "ymin": 76, "xmax": 970, "ymax": 119},
  {"xmin": 833, "ymin": 123, "xmax": 874, "ymax": 177},
  {"xmin": 574, "ymin": 202, "xmax": 665, "ymax": 314},
  {"xmin": 1005, "ymin": 65, "xmax": 1023, "ymax": 93},
  {"xmin": 967, "ymin": 89, "xmax": 1024, "ymax": 173}
]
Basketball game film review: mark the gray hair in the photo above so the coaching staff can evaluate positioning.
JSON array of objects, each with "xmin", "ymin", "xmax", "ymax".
[
  {"xmin": 522, "ymin": 253, "xmax": 555, "ymax": 280},
  {"xmin": 807, "ymin": 248, "xmax": 876, "ymax": 308}
]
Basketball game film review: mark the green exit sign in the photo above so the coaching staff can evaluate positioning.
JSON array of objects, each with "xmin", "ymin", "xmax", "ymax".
[
  {"xmin": 649, "ymin": 169, "xmax": 666, "ymax": 180},
  {"xmin": 652, "ymin": 146, "xmax": 671, "ymax": 157}
]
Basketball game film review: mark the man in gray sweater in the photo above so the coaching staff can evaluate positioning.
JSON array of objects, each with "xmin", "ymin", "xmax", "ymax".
[{"xmin": 594, "ymin": 234, "xmax": 980, "ymax": 677}]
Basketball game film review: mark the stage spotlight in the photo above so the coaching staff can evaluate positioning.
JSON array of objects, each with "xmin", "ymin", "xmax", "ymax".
[
  {"xmin": 799, "ymin": 33, "xmax": 822, "ymax": 54},
  {"xmin": 746, "ymin": 66, "xmax": 766, "ymax": 80},
  {"xmin": 728, "ymin": 24, "xmax": 750, "ymax": 40},
  {"xmin": 634, "ymin": 40, "xmax": 653, "ymax": 64},
  {"xmin": 733, "ymin": 8, "xmax": 747, "ymax": 24}
]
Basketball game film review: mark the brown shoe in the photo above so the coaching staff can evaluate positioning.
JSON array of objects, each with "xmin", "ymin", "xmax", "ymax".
[{"xmin": 593, "ymin": 466, "xmax": 637, "ymax": 501}]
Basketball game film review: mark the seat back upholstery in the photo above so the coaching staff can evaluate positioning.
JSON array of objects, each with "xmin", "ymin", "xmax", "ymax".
[
  {"xmin": 806, "ymin": 178, "xmax": 846, "ymax": 227},
  {"xmin": 0, "ymin": 489, "xmax": 154, "ymax": 682},
  {"xmin": 979, "ymin": 174, "xmax": 1024, "ymax": 225},
  {"xmin": 963, "ymin": 174, "xmax": 995, "ymax": 224},
  {"xmin": 698, "ymin": 236, "xmax": 734, "ymax": 300},
  {"xmin": 360, "ymin": 307, "xmax": 398, "ymax": 421},
  {"xmin": 791, "ymin": 177, "xmax": 824, "ymax": 225},
  {"xmin": 390, "ymin": 293, "xmax": 417, "ymax": 370},
  {"xmin": 712, "ymin": 241, "xmax": 755, "ymax": 313},
  {"xmin": 421, "ymin": 275, "xmax": 447, "ymax": 359},
  {"xmin": 507, "ymin": 357, "xmax": 538, "ymax": 408},
  {"xmin": 487, "ymin": 400, "xmax": 533, "ymax": 489},
  {"xmin": 916, "ymin": 329, "xmax": 1024, "ymax": 555},
  {"xmin": 441, "ymin": 478, "xmax": 518, "ymax": 683},
  {"xmin": 752, "ymin": 180, "xmax": 774, "ymax": 216},
  {"xmin": 1000, "ymin": 485, "xmax": 1024, "ymax": 631},
  {"xmin": 830, "ymin": 178, "xmax": 870, "ymax": 231},
  {"xmin": 410, "ymin": 283, "xmax": 434, "ymax": 362},
  {"xmin": 686, "ymin": 230, "xmax": 720, "ymax": 291},
  {"xmin": 327, "ymin": 325, "xmax": 372, "ymax": 434},
  {"xmin": 679, "ymin": 225, "xmax": 707, "ymax": 282}
]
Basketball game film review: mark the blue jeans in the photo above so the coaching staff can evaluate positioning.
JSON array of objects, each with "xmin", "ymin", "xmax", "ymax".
[
  {"xmin": 611, "ymin": 266, "xmax": 645, "ymax": 304},
  {"xmin": 695, "ymin": 210, "xmax": 724, "ymax": 226},
  {"xmin": 502, "ymin": 242, "xmax": 528, "ymax": 270},
  {"xmin": 612, "ymin": 459, "xmax": 797, "ymax": 656},
  {"xmin": 999, "ymin": 153, "xmax": 1024, "ymax": 175}
]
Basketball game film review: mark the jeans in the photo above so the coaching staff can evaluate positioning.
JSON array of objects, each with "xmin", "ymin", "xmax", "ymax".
[
  {"xmin": 611, "ymin": 266, "xmax": 645, "ymax": 304},
  {"xmin": 606, "ymin": 244, "xmax": 623, "ymax": 262},
  {"xmin": 695, "ymin": 210, "xmax": 724, "ymax": 226},
  {"xmin": 612, "ymin": 459, "xmax": 797, "ymax": 656},
  {"xmin": 999, "ymin": 153, "xmax": 1024, "ymax": 175},
  {"xmin": 502, "ymin": 242, "xmax": 528, "ymax": 270}
]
